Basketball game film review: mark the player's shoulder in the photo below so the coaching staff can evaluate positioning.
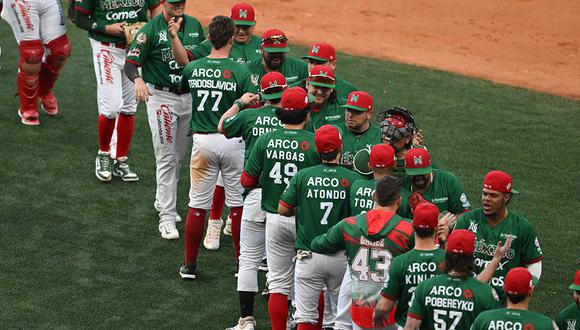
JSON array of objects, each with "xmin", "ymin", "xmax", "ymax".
[
  {"xmin": 183, "ymin": 14, "xmax": 203, "ymax": 26},
  {"xmin": 433, "ymin": 168, "xmax": 460, "ymax": 183},
  {"xmin": 506, "ymin": 210, "xmax": 533, "ymax": 226},
  {"xmin": 351, "ymin": 177, "xmax": 373, "ymax": 189},
  {"xmin": 456, "ymin": 208, "xmax": 485, "ymax": 226}
]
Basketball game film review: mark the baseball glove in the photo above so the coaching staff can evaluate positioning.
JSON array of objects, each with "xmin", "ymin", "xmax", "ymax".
[
  {"xmin": 123, "ymin": 22, "xmax": 147, "ymax": 46},
  {"xmin": 408, "ymin": 191, "xmax": 428, "ymax": 212}
]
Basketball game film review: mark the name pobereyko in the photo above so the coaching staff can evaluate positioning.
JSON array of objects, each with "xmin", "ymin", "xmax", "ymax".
[
  {"xmin": 306, "ymin": 177, "xmax": 347, "ymax": 199},
  {"xmin": 266, "ymin": 139, "xmax": 305, "ymax": 161},
  {"xmin": 425, "ymin": 286, "xmax": 474, "ymax": 311}
]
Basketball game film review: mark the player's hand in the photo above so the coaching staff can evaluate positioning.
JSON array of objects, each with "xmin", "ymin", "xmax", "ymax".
[
  {"xmin": 493, "ymin": 235, "xmax": 513, "ymax": 260},
  {"xmin": 437, "ymin": 213, "xmax": 455, "ymax": 242},
  {"xmin": 105, "ymin": 22, "xmax": 126, "ymax": 37},
  {"xmin": 413, "ymin": 129, "xmax": 424, "ymax": 146},
  {"xmin": 239, "ymin": 93, "xmax": 260, "ymax": 108},
  {"xmin": 373, "ymin": 298, "xmax": 389, "ymax": 328},
  {"xmin": 168, "ymin": 17, "xmax": 183, "ymax": 39},
  {"xmin": 135, "ymin": 78, "xmax": 152, "ymax": 102}
]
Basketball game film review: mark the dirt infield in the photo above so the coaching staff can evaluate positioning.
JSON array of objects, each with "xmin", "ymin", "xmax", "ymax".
[{"xmin": 186, "ymin": 0, "xmax": 579, "ymax": 99}]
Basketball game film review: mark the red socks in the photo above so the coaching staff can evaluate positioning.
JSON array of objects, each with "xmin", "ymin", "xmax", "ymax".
[
  {"xmin": 116, "ymin": 113, "xmax": 134, "ymax": 158},
  {"xmin": 98, "ymin": 115, "xmax": 116, "ymax": 152},
  {"xmin": 269, "ymin": 293, "xmax": 289, "ymax": 330},
  {"xmin": 209, "ymin": 185, "xmax": 226, "ymax": 219},
  {"xmin": 184, "ymin": 208, "xmax": 207, "ymax": 265},
  {"xmin": 229, "ymin": 206, "xmax": 243, "ymax": 260}
]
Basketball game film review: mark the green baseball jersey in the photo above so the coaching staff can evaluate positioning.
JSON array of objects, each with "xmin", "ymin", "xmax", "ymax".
[
  {"xmin": 180, "ymin": 58, "xmax": 257, "ymax": 133},
  {"xmin": 335, "ymin": 123, "xmax": 382, "ymax": 169},
  {"xmin": 222, "ymin": 105, "xmax": 284, "ymax": 162},
  {"xmin": 311, "ymin": 210, "xmax": 414, "ymax": 328},
  {"xmin": 472, "ymin": 308, "xmax": 558, "ymax": 330},
  {"xmin": 381, "ymin": 249, "xmax": 446, "ymax": 327},
  {"xmin": 398, "ymin": 169, "xmax": 471, "ymax": 218},
  {"xmin": 335, "ymin": 77, "xmax": 357, "ymax": 101},
  {"xmin": 244, "ymin": 128, "xmax": 321, "ymax": 213},
  {"xmin": 246, "ymin": 56, "xmax": 309, "ymax": 88},
  {"xmin": 556, "ymin": 303, "xmax": 580, "ymax": 330},
  {"xmin": 126, "ymin": 14, "xmax": 204, "ymax": 89},
  {"xmin": 455, "ymin": 209, "xmax": 544, "ymax": 301},
  {"xmin": 349, "ymin": 178, "xmax": 376, "ymax": 215},
  {"xmin": 408, "ymin": 274, "xmax": 501, "ymax": 330},
  {"xmin": 280, "ymin": 164, "xmax": 365, "ymax": 250},
  {"xmin": 75, "ymin": 0, "xmax": 161, "ymax": 44},
  {"xmin": 307, "ymin": 97, "xmax": 347, "ymax": 131},
  {"xmin": 189, "ymin": 36, "xmax": 262, "ymax": 64}
]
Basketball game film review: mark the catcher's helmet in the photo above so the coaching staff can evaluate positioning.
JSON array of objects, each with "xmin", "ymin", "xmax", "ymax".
[{"xmin": 377, "ymin": 106, "xmax": 418, "ymax": 147}]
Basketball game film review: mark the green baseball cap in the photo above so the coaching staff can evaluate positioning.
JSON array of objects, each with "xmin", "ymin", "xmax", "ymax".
[{"xmin": 165, "ymin": 0, "xmax": 186, "ymax": 3}]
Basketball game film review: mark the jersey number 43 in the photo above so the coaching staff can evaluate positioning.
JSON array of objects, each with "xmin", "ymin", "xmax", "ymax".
[{"xmin": 351, "ymin": 247, "xmax": 392, "ymax": 282}]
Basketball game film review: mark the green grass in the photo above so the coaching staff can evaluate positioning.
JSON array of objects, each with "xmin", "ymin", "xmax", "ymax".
[{"xmin": 1, "ymin": 13, "xmax": 579, "ymax": 329}]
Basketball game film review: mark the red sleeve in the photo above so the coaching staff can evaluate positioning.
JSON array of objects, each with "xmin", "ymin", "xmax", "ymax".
[
  {"xmin": 125, "ymin": 59, "xmax": 142, "ymax": 67},
  {"xmin": 407, "ymin": 313, "xmax": 423, "ymax": 320},
  {"xmin": 279, "ymin": 200, "xmax": 294, "ymax": 209},
  {"xmin": 186, "ymin": 49, "xmax": 195, "ymax": 61},
  {"xmin": 525, "ymin": 256, "xmax": 544, "ymax": 265},
  {"xmin": 240, "ymin": 170, "xmax": 258, "ymax": 189},
  {"xmin": 380, "ymin": 291, "xmax": 397, "ymax": 301}
]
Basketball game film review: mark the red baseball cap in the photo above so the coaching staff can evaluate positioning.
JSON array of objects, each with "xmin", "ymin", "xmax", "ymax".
[
  {"xmin": 570, "ymin": 269, "xmax": 580, "ymax": 291},
  {"xmin": 483, "ymin": 170, "xmax": 518, "ymax": 194},
  {"xmin": 369, "ymin": 144, "xmax": 395, "ymax": 169},
  {"xmin": 446, "ymin": 229, "xmax": 475, "ymax": 255},
  {"xmin": 230, "ymin": 3, "xmax": 256, "ymax": 26},
  {"xmin": 315, "ymin": 125, "xmax": 342, "ymax": 154},
  {"xmin": 309, "ymin": 65, "xmax": 336, "ymax": 89},
  {"xmin": 341, "ymin": 91, "xmax": 373, "ymax": 112},
  {"xmin": 281, "ymin": 87, "xmax": 311, "ymax": 111},
  {"xmin": 413, "ymin": 202, "xmax": 440, "ymax": 230},
  {"xmin": 504, "ymin": 267, "xmax": 534, "ymax": 295},
  {"xmin": 262, "ymin": 29, "xmax": 289, "ymax": 53},
  {"xmin": 260, "ymin": 72, "xmax": 287, "ymax": 100},
  {"xmin": 404, "ymin": 148, "xmax": 433, "ymax": 176},
  {"xmin": 303, "ymin": 42, "xmax": 336, "ymax": 62}
]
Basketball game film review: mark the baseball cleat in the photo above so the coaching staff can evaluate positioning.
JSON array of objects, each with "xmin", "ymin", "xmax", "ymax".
[
  {"xmin": 203, "ymin": 219, "xmax": 223, "ymax": 250},
  {"xmin": 225, "ymin": 316, "xmax": 257, "ymax": 330},
  {"xmin": 113, "ymin": 157, "xmax": 139, "ymax": 182},
  {"xmin": 40, "ymin": 93, "xmax": 59, "ymax": 116},
  {"xmin": 175, "ymin": 214, "xmax": 182, "ymax": 223},
  {"xmin": 18, "ymin": 109, "xmax": 40, "ymax": 126},
  {"xmin": 258, "ymin": 258, "xmax": 268, "ymax": 272},
  {"xmin": 223, "ymin": 217, "xmax": 233, "ymax": 236},
  {"xmin": 179, "ymin": 263, "xmax": 197, "ymax": 280},
  {"xmin": 95, "ymin": 151, "xmax": 113, "ymax": 182},
  {"xmin": 159, "ymin": 221, "xmax": 179, "ymax": 240}
]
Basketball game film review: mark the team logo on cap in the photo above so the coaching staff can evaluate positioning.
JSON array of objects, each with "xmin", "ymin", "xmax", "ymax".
[
  {"xmin": 318, "ymin": 70, "xmax": 328, "ymax": 76},
  {"xmin": 350, "ymin": 94, "xmax": 359, "ymax": 103},
  {"xmin": 506, "ymin": 182, "xmax": 512, "ymax": 190},
  {"xmin": 269, "ymin": 81, "xmax": 279, "ymax": 87},
  {"xmin": 312, "ymin": 45, "xmax": 320, "ymax": 54},
  {"xmin": 239, "ymin": 9, "xmax": 248, "ymax": 18},
  {"xmin": 413, "ymin": 155, "xmax": 422, "ymax": 165}
]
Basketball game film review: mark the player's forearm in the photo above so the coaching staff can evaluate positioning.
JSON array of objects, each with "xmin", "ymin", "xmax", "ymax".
[
  {"xmin": 73, "ymin": 11, "xmax": 106, "ymax": 33},
  {"xmin": 124, "ymin": 61, "xmax": 141, "ymax": 83},
  {"xmin": 171, "ymin": 36, "xmax": 190, "ymax": 67},
  {"xmin": 218, "ymin": 103, "xmax": 243, "ymax": 135},
  {"xmin": 404, "ymin": 317, "xmax": 422, "ymax": 330},
  {"xmin": 477, "ymin": 257, "xmax": 501, "ymax": 283},
  {"xmin": 277, "ymin": 201, "xmax": 294, "ymax": 216}
]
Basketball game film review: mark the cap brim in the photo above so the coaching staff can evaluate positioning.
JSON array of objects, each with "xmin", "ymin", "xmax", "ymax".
[
  {"xmin": 302, "ymin": 55, "xmax": 330, "ymax": 62},
  {"xmin": 234, "ymin": 20, "xmax": 256, "ymax": 26},
  {"xmin": 569, "ymin": 284, "xmax": 580, "ymax": 291},
  {"xmin": 405, "ymin": 166, "xmax": 433, "ymax": 176},
  {"xmin": 309, "ymin": 81, "xmax": 335, "ymax": 89},
  {"xmin": 341, "ymin": 104, "xmax": 370, "ymax": 112},
  {"xmin": 261, "ymin": 91, "xmax": 283, "ymax": 100},
  {"xmin": 510, "ymin": 189, "xmax": 519, "ymax": 194},
  {"xmin": 263, "ymin": 47, "xmax": 290, "ymax": 53}
]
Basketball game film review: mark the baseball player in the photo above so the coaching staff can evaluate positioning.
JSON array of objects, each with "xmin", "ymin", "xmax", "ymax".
[
  {"xmin": 302, "ymin": 42, "xmax": 356, "ymax": 100},
  {"xmin": 310, "ymin": 176, "xmax": 414, "ymax": 330},
  {"xmin": 556, "ymin": 269, "xmax": 580, "ymax": 330},
  {"xmin": 277, "ymin": 125, "xmax": 365, "ymax": 330},
  {"xmin": 218, "ymin": 71, "xmax": 287, "ymax": 330},
  {"xmin": 398, "ymin": 148, "xmax": 471, "ymax": 219},
  {"xmin": 178, "ymin": 15, "xmax": 257, "ymax": 280},
  {"xmin": 373, "ymin": 203, "xmax": 512, "ymax": 329},
  {"xmin": 336, "ymin": 91, "xmax": 382, "ymax": 169},
  {"xmin": 454, "ymin": 170, "xmax": 544, "ymax": 301},
  {"xmin": 123, "ymin": 0, "xmax": 204, "ymax": 239},
  {"xmin": 241, "ymin": 87, "xmax": 321, "ymax": 330},
  {"xmin": 74, "ymin": 0, "xmax": 162, "ymax": 182},
  {"xmin": 306, "ymin": 65, "xmax": 346, "ymax": 131},
  {"xmin": 245, "ymin": 28, "xmax": 309, "ymax": 88},
  {"xmin": 2, "ymin": 0, "xmax": 72, "ymax": 125},
  {"xmin": 472, "ymin": 268, "xmax": 558, "ymax": 330},
  {"xmin": 405, "ymin": 229, "xmax": 501, "ymax": 330}
]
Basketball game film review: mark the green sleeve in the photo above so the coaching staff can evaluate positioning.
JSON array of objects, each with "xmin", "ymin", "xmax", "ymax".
[
  {"xmin": 470, "ymin": 314, "xmax": 485, "ymax": 330},
  {"xmin": 180, "ymin": 63, "xmax": 193, "ymax": 91},
  {"xmin": 189, "ymin": 40, "xmax": 211, "ymax": 59},
  {"xmin": 381, "ymin": 256, "xmax": 403, "ymax": 299},
  {"xmin": 126, "ymin": 26, "xmax": 151, "ymax": 65},
  {"xmin": 407, "ymin": 281, "xmax": 426, "ymax": 319},
  {"xmin": 447, "ymin": 173, "xmax": 471, "ymax": 214},
  {"xmin": 555, "ymin": 310, "xmax": 565, "ymax": 330},
  {"xmin": 147, "ymin": 0, "xmax": 162, "ymax": 10},
  {"xmin": 222, "ymin": 111, "xmax": 247, "ymax": 138},
  {"xmin": 454, "ymin": 213, "xmax": 469, "ymax": 230},
  {"xmin": 310, "ymin": 220, "xmax": 347, "ymax": 253},
  {"xmin": 243, "ymin": 135, "xmax": 265, "ymax": 176},
  {"xmin": 280, "ymin": 173, "xmax": 299, "ymax": 208},
  {"xmin": 520, "ymin": 223, "xmax": 543, "ymax": 264}
]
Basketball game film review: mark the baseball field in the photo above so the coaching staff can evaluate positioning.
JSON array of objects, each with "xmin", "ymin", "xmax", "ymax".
[{"xmin": 0, "ymin": 1, "xmax": 579, "ymax": 329}]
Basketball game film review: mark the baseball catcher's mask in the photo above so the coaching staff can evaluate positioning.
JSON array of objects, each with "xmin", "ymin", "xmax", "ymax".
[{"xmin": 378, "ymin": 106, "xmax": 418, "ymax": 144}]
